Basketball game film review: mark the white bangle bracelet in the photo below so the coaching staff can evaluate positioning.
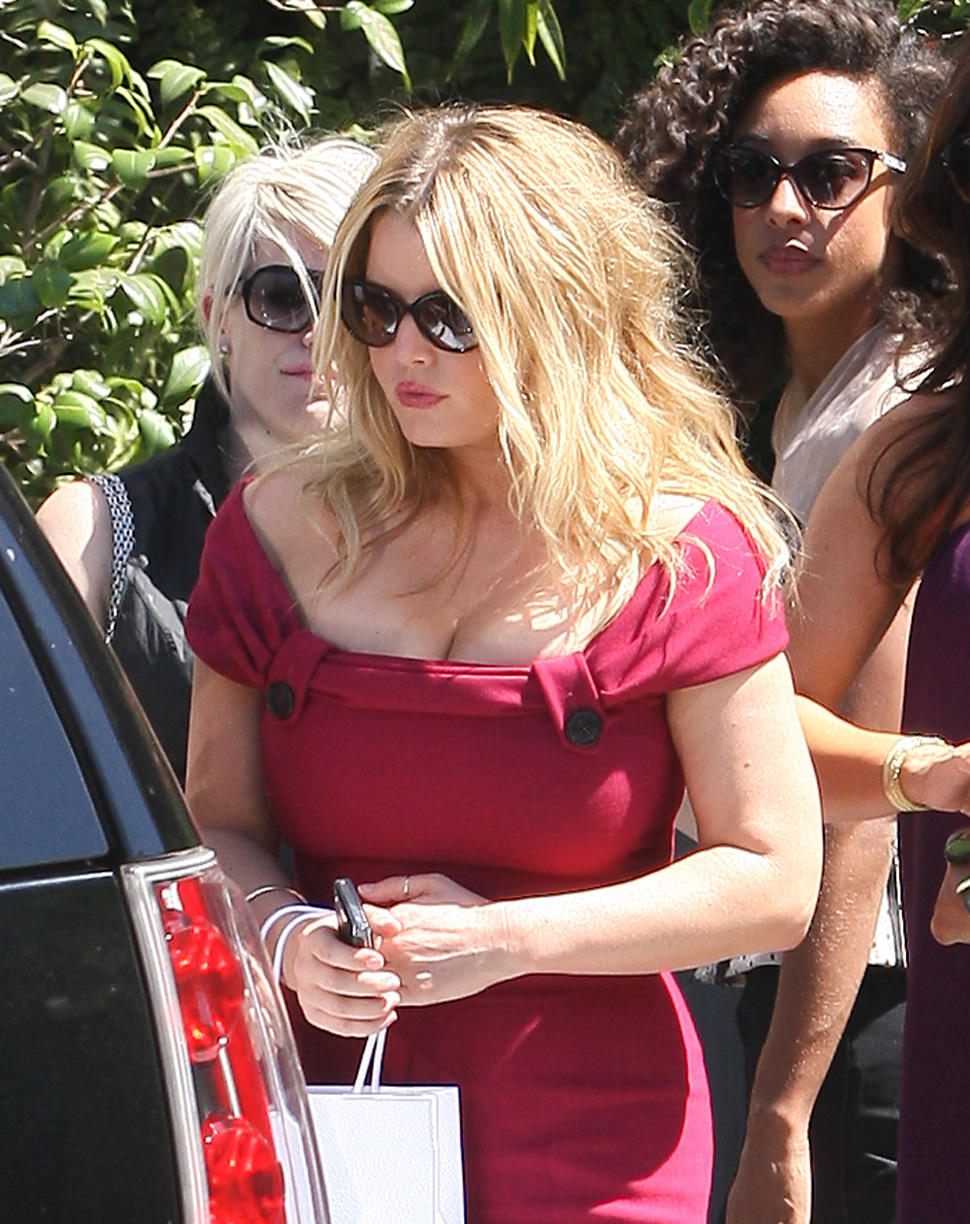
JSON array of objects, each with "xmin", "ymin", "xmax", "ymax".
[
  {"xmin": 882, "ymin": 734, "xmax": 948, "ymax": 812},
  {"xmin": 272, "ymin": 910, "xmax": 321, "ymax": 983},
  {"xmin": 259, "ymin": 903, "xmax": 320, "ymax": 945}
]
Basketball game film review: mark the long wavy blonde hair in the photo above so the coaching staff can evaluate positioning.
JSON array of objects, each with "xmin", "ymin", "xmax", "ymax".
[{"xmin": 303, "ymin": 104, "xmax": 787, "ymax": 599}]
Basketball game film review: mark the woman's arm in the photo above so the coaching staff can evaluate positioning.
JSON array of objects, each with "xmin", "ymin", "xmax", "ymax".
[
  {"xmin": 726, "ymin": 403, "xmax": 953, "ymax": 1224},
  {"xmin": 369, "ymin": 652, "xmax": 823, "ymax": 1003},
  {"xmin": 185, "ymin": 659, "xmax": 401, "ymax": 1035},
  {"xmin": 36, "ymin": 480, "xmax": 113, "ymax": 628}
]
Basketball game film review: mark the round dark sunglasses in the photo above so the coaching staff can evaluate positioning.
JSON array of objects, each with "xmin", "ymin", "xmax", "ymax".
[
  {"xmin": 942, "ymin": 133, "xmax": 970, "ymax": 203},
  {"xmin": 712, "ymin": 145, "xmax": 907, "ymax": 210},
  {"xmin": 341, "ymin": 278, "xmax": 478, "ymax": 354},
  {"xmin": 239, "ymin": 264, "xmax": 325, "ymax": 333}
]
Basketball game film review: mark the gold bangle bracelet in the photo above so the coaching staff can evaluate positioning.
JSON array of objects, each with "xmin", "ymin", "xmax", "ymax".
[{"xmin": 882, "ymin": 735, "xmax": 948, "ymax": 813}]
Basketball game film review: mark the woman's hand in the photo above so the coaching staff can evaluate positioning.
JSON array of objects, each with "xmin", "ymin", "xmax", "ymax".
[
  {"xmin": 930, "ymin": 844, "xmax": 970, "ymax": 946},
  {"xmin": 280, "ymin": 906, "xmax": 404, "ymax": 1037},
  {"xmin": 901, "ymin": 742, "xmax": 970, "ymax": 815},
  {"xmin": 724, "ymin": 1108, "xmax": 811, "ymax": 1224},
  {"xmin": 359, "ymin": 874, "xmax": 511, "ymax": 1006}
]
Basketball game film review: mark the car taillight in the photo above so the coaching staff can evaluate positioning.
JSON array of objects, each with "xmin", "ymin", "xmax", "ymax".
[{"xmin": 122, "ymin": 847, "xmax": 329, "ymax": 1224}]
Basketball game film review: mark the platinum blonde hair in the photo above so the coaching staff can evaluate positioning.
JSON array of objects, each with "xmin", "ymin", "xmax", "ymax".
[
  {"xmin": 308, "ymin": 104, "xmax": 787, "ymax": 595},
  {"xmin": 198, "ymin": 136, "xmax": 378, "ymax": 400}
]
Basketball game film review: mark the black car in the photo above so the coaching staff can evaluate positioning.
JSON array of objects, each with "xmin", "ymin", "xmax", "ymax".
[{"xmin": 0, "ymin": 462, "xmax": 329, "ymax": 1223}]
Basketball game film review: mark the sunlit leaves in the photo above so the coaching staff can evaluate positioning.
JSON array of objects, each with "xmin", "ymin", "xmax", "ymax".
[
  {"xmin": 342, "ymin": 2, "xmax": 412, "ymax": 89},
  {"xmin": 147, "ymin": 60, "xmax": 207, "ymax": 109}
]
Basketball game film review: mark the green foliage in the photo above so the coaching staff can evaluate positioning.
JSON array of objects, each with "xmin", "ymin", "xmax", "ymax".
[{"xmin": 0, "ymin": 0, "xmax": 366, "ymax": 500}]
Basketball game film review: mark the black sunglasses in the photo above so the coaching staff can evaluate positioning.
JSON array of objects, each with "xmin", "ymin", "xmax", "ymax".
[
  {"xmin": 942, "ymin": 133, "xmax": 970, "ymax": 203},
  {"xmin": 239, "ymin": 264, "xmax": 325, "ymax": 333},
  {"xmin": 712, "ymin": 145, "xmax": 907, "ymax": 210},
  {"xmin": 340, "ymin": 278, "xmax": 478, "ymax": 354}
]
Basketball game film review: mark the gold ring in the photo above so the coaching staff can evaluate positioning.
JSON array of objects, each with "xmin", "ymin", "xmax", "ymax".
[{"xmin": 403, "ymin": 876, "xmax": 410, "ymax": 899}]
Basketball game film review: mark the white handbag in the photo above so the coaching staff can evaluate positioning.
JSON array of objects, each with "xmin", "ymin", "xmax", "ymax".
[{"xmin": 307, "ymin": 1029, "xmax": 465, "ymax": 1224}]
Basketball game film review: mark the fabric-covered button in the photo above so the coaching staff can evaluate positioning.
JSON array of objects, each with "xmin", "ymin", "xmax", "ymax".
[
  {"xmin": 564, "ymin": 708, "xmax": 602, "ymax": 746},
  {"xmin": 266, "ymin": 681, "xmax": 295, "ymax": 719}
]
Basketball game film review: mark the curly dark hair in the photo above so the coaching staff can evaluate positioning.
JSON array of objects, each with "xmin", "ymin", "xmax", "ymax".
[
  {"xmin": 615, "ymin": 0, "xmax": 950, "ymax": 410},
  {"xmin": 868, "ymin": 34, "xmax": 970, "ymax": 583}
]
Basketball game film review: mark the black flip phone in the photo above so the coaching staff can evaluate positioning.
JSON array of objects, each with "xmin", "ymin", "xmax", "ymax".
[{"xmin": 333, "ymin": 877, "xmax": 374, "ymax": 948}]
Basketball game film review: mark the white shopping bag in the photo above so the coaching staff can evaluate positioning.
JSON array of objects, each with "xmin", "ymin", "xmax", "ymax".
[{"xmin": 307, "ymin": 1029, "xmax": 465, "ymax": 1224}]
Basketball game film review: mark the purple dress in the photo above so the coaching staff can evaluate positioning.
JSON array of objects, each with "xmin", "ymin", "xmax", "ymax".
[{"xmin": 897, "ymin": 518, "xmax": 970, "ymax": 1223}]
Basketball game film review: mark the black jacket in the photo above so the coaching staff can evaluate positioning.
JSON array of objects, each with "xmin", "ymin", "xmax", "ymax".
[{"xmin": 112, "ymin": 379, "xmax": 232, "ymax": 782}]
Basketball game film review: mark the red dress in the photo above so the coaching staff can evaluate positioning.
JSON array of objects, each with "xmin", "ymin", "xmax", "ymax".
[{"xmin": 186, "ymin": 486, "xmax": 788, "ymax": 1224}]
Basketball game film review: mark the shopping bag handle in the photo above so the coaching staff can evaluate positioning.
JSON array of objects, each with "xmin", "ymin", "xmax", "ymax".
[{"xmin": 353, "ymin": 1029, "xmax": 387, "ymax": 1094}]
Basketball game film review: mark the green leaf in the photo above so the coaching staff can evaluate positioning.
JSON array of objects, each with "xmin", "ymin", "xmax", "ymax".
[
  {"xmin": 0, "ymin": 278, "xmax": 41, "ymax": 328},
  {"xmin": 37, "ymin": 20, "xmax": 78, "ymax": 55},
  {"xmin": 536, "ymin": 0, "xmax": 565, "ymax": 80},
  {"xmin": 63, "ymin": 100, "xmax": 96, "ymax": 140},
  {"xmin": 72, "ymin": 140, "xmax": 112, "ymax": 173},
  {"xmin": 0, "ymin": 256, "xmax": 28, "ymax": 281},
  {"xmin": 53, "ymin": 390, "xmax": 107, "ymax": 430},
  {"xmin": 160, "ymin": 344, "xmax": 209, "ymax": 405},
  {"xmin": 0, "ymin": 74, "xmax": 18, "ymax": 107},
  {"xmin": 84, "ymin": 37, "xmax": 131, "ymax": 89},
  {"xmin": 58, "ymin": 231, "xmax": 118, "ymax": 271},
  {"xmin": 263, "ymin": 62, "xmax": 316, "ymax": 123},
  {"xmin": 197, "ymin": 105, "xmax": 260, "ymax": 155},
  {"xmin": 116, "ymin": 273, "xmax": 168, "ymax": 324},
  {"xmin": 111, "ymin": 148, "xmax": 156, "ymax": 187},
  {"xmin": 21, "ymin": 82, "xmax": 68, "ymax": 114},
  {"xmin": 27, "ymin": 401, "xmax": 57, "ymax": 443},
  {"xmin": 137, "ymin": 407, "xmax": 177, "ymax": 453},
  {"xmin": 148, "ymin": 59, "xmax": 206, "ymax": 108},
  {"xmin": 0, "ymin": 384, "xmax": 34, "ymax": 429},
  {"xmin": 70, "ymin": 370, "xmax": 111, "ymax": 399},
  {"xmin": 32, "ymin": 262, "xmax": 72, "ymax": 309},
  {"xmin": 687, "ymin": 0, "xmax": 714, "ymax": 35},
  {"xmin": 261, "ymin": 35, "xmax": 315, "ymax": 54},
  {"xmin": 114, "ymin": 85, "xmax": 159, "ymax": 138},
  {"xmin": 373, "ymin": 0, "xmax": 413, "ymax": 12},
  {"xmin": 449, "ymin": 0, "xmax": 493, "ymax": 77},
  {"xmin": 152, "ymin": 146, "xmax": 194, "ymax": 168},
  {"xmin": 343, "ymin": 3, "xmax": 410, "ymax": 88},
  {"xmin": 497, "ymin": 0, "xmax": 527, "ymax": 81},
  {"xmin": 194, "ymin": 143, "xmax": 237, "ymax": 184},
  {"xmin": 523, "ymin": 0, "xmax": 538, "ymax": 65},
  {"xmin": 67, "ymin": 269, "xmax": 111, "ymax": 312}
]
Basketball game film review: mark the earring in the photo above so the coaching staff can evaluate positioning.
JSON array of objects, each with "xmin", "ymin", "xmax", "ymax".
[{"xmin": 218, "ymin": 337, "xmax": 230, "ymax": 356}]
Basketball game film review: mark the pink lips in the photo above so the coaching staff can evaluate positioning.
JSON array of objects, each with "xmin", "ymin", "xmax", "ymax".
[
  {"xmin": 282, "ymin": 365, "xmax": 314, "ymax": 380},
  {"xmin": 396, "ymin": 381, "xmax": 444, "ymax": 408},
  {"xmin": 760, "ymin": 245, "xmax": 818, "ymax": 275}
]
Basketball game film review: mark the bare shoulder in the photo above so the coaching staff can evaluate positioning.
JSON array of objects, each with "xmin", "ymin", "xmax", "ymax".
[
  {"xmin": 36, "ymin": 476, "xmax": 107, "ymax": 531},
  {"xmin": 35, "ymin": 478, "xmax": 112, "ymax": 624},
  {"xmin": 243, "ymin": 463, "xmax": 340, "ymax": 577}
]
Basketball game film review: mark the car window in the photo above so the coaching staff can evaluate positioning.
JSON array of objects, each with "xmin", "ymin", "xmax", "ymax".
[{"xmin": 0, "ymin": 587, "xmax": 109, "ymax": 869}]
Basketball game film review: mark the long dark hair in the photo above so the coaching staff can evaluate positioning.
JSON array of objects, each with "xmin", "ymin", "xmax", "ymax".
[
  {"xmin": 615, "ymin": 0, "xmax": 949, "ymax": 410},
  {"xmin": 869, "ymin": 34, "xmax": 970, "ymax": 583}
]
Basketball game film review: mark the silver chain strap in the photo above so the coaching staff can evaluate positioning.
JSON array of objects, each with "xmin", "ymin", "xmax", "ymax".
[{"xmin": 88, "ymin": 473, "xmax": 135, "ymax": 644}]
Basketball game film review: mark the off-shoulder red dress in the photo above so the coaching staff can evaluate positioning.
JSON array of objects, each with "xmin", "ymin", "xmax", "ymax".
[{"xmin": 186, "ymin": 485, "xmax": 788, "ymax": 1224}]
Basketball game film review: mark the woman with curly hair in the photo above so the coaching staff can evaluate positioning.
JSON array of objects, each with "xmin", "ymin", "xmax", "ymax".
[
  {"xmin": 183, "ymin": 102, "xmax": 825, "ymax": 1223},
  {"xmin": 617, "ymin": 4, "xmax": 948, "ymax": 1223}
]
